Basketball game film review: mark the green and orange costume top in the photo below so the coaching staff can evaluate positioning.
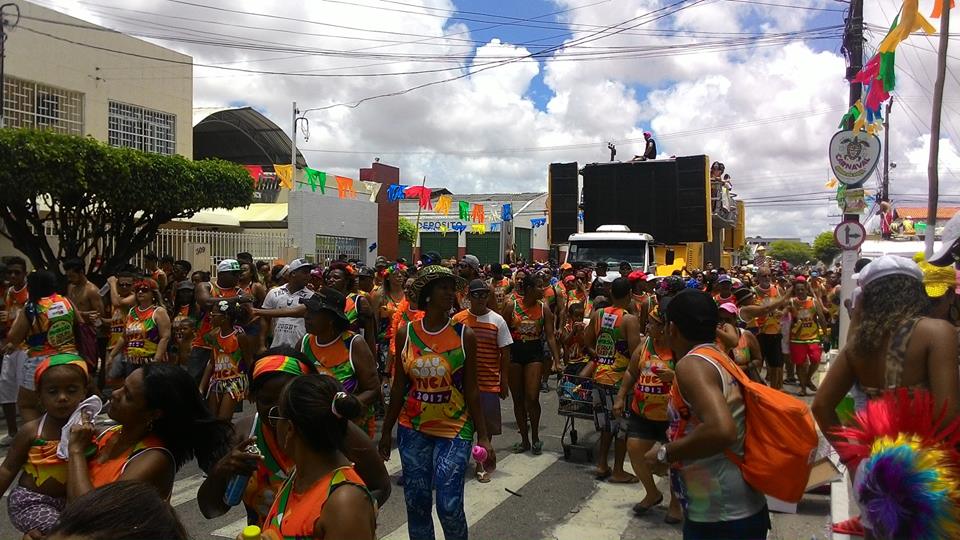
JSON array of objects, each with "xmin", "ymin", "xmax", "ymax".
[
  {"xmin": 300, "ymin": 331, "xmax": 361, "ymax": 394},
  {"xmin": 25, "ymin": 293, "xmax": 77, "ymax": 358},
  {"xmin": 593, "ymin": 307, "xmax": 631, "ymax": 387},
  {"xmin": 631, "ymin": 337, "xmax": 674, "ymax": 422},
  {"xmin": 192, "ymin": 283, "xmax": 242, "ymax": 349},
  {"xmin": 345, "ymin": 293, "xmax": 362, "ymax": 336},
  {"xmin": 399, "ymin": 319, "xmax": 474, "ymax": 441},
  {"xmin": 124, "ymin": 305, "xmax": 163, "ymax": 362},
  {"xmin": 511, "ymin": 299, "xmax": 545, "ymax": 343},
  {"xmin": 789, "ymin": 297, "xmax": 821, "ymax": 344},
  {"xmin": 260, "ymin": 465, "xmax": 373, "ymax": 540},
  {"xmin": 87, "ymin": 426, "xmax": 171, "ymax": 488}
]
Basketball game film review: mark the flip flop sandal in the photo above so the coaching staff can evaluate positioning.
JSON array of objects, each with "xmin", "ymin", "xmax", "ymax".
[
  {"xmin": 664, "ymin": 515, "xmax": 683, "ymax": 525},
  {"xmin": 476, "ymin": 470, "xmax": 492, "ymax": 483},
  {"xmin": 632, "ymin": 496, "xmax": 664, "ymax": 515},
  {"xmin": 608, "ymin": 474, "xmax": 639, "ymax": 484},
  {"xmin": 532, "ymin": 440, "xmax": 544, "ymax": 455},
  {"xmin": 831, "ymin": 516, "xmax": 865, "ymax": 536},
  {"xmin": 594, "ymin": 469, "xmax": 612, "ymax": 480}
]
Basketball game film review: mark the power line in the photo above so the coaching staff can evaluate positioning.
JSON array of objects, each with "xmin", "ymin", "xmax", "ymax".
[{"xmin": 722, "ymin": 0, "xmax": 845, "ymax": 12}]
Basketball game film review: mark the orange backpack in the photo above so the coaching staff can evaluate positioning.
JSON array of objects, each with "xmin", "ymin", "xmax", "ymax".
[{"xmin": 689, "ymin": 345, "xmax": 818, "ymax": 503}]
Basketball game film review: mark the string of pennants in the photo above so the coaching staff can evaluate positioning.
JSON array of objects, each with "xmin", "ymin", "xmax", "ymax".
[{"xmin": 242, "ymin": 166, "xmax": 548, "ymax": 231}]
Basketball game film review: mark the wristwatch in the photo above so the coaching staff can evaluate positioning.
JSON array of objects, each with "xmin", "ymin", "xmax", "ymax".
[{"xmin": 657, "ymin": 444, "xmax": 669, "ymax": 464}]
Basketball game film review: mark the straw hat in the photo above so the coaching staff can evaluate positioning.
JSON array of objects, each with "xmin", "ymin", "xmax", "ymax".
[{"xmin": 410, "ymin": 265, "xmax": 467, "ymax": 307}]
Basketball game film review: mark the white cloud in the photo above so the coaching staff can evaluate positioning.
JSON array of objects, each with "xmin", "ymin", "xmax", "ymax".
[{"xmin": 29, "ymin": 0, "xmax": 960, "ymax": 241}]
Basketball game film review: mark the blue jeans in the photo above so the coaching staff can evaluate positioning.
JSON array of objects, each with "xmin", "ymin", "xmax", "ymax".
[{"xmin": 397, "ymin": 426, "xmax": 471, "ymax": 540}]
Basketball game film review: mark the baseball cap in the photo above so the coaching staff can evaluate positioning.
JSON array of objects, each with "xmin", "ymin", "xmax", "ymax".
[
  {"xmin": 733, "ymin": 287, "xmax": 755, "ymax": 304},
  {"xmin": 929, "ymin": 212, "xmax": 960, "ymax": 266},
  {"xmin": 468, "ymin": 279, "xmax": 488, "ymax": 293},
  {"xmin": 718, "ymin": 302, "xmax": 739, "ymax": 315},
  {"xmin": 717, "ymin": 274, "xmax": 732, "ymax": 283},
  {"xmin": 563, "ymin": 275, "xmax": 576, "ymax": 283},
  {"xmin": 288, "ymin": 258, "xmax": 314, "ymax": 273},
  {"xmin": 853, "ymin": 255, "xmax": 923, "ymax": 288},
  {"xmin": 375, "ymin": 256, "xmax": 388, "ymax": 267},
  {"xmin": 357, "ymin": 266, "xmax": 376, "ymax": 277},
  {"xmin": 217, "ymin": 259, "xmax": 241, "ymax": 273},
  {"xmin": 422, "ymin": 251, "xmax": 441, "ymax": 266},
  {"xmin": 300, "ymin": 288, "xmax": 348, "ymax": 323},
  {"xmin": 914, "ymin": 252, "xmax": 957, "ymax": 298},
  {"xmin": 794, "ymin": 275, "xmax": 807, "ymax": 283},
  {"xmin": 461, "ymin": 254, "xmax": 480, "ymax": 270},
  {"xmin": 627, "ymin": 270, "xmax": 647, "ymax": 282}
]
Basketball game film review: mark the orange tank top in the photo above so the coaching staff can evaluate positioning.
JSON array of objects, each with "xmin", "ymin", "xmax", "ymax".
[
  {"xmin": 87, "ymin": 426, "xmax": 171, "ymax": 488},
  {"xmin": 261, "ymin": 466, "xmax": 372, "ymax": 540}
]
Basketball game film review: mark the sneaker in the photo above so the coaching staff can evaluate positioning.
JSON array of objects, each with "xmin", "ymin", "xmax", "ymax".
[{"xmin": 540, "ymin": 381, "xmax": 550, "ymax": 393}]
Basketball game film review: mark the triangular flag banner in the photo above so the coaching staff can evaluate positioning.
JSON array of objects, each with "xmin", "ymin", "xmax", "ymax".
[
  {"xmin": 304, "ymin": 167, "xmax": 326, "ymax": 193},
  {"xmin": 458, "ymin": 201, "xmax": 470, "ymax": 220},
  {"xmin": 387, "ymin": 184, "xmax": 407, "ymax": 202},
  {"xmin": 452, "ymin": 223, "xmax": 468, "ymax": 233},
  {"xmin": 471, "ymin": 224, "xmax": 486, "ymax": 234},
  {"xmin": 439, "ymin": 225, "xmax": 449, "ymax": 235},
  {"xmin": 932, "ymin": 0, "xmax": 955, "ymax": 17},
  {"xmin": 435, "ymin": 195, "xmax": 452, "ymax": 215},
  {"xmin": 825, "ymin": 177, "xmax": 838, "ymax": 189},
  {"xmin": 243, "ymin": 165, "xmax": 263, "ymax": 187},
  {"xmin": 501, "ymin": 203, "xmax": 513, "ymax": 222},
  {"xmin": 530, "ymin": 217, "xmax": 547, "ymax": 228},
  {"xmin": 404, "ymin": 186, "xmax": 433, "ymax": 210},
  {"xmin": 273, "ymin": 164, "xmax": 294, "ymax": 190},
  {"xmin": 335, "ymin": 176, "xmax": 356, "ymax": 199},
  {"xmin": 471, "ymin": 204, "xmax": 484, "ymax": 223},
  {"xmin": 361, "ymin": 181, "xmax": 382, "ymax": 202}
]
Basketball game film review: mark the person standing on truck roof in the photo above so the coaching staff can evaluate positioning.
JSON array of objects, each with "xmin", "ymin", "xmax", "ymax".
[{"xmin": 641, "ymin": 132, "xmax": 657, "ymax": 160}]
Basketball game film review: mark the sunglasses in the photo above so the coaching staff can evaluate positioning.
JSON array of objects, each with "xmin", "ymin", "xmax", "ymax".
[
  {"xmin": 135, "ymin": 287, "xmax": 151, "ymax": 293},
  {"xmin": 118, "ymin": 282, "xmax": 134, "ymax": 288},
  {"xmin": 470, "ymin": 290, "xmax": 490, "ymax": 298},
  {"xmin": 266, "ymin": 406, "xmax": 287, "ymax": 428}
]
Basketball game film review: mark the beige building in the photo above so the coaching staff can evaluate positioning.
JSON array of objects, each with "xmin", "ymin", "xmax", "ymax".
[{"xmin": 4, "ymin": 1, "xmax": 192, "ymax": 156}]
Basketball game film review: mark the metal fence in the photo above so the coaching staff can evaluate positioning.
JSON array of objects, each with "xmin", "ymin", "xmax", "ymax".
[
  {"xmin": 314, "ymin": 234, "xmax": 365, "ymax": 266},
  {"xmin": 132, "ymin": 228, "xmax": 295, "ymax": 269}
]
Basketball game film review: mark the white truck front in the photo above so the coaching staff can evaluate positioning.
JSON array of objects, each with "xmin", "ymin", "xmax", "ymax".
[{"xmin": 564, "ymin": 225, "xmax": 656, "ymax": 278}]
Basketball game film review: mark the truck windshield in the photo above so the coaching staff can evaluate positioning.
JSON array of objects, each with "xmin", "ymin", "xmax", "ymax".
[{"xmin": 568, "ymin": 240, "xmax": 647, "ymax": 266}]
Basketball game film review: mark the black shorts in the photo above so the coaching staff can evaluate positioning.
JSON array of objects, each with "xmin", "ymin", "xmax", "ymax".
[
  {"xmin": 511, "ymin": 340, "xmax": 544, "ymax": 365},
  {"xmin": 627, "ymin": 414, "xmax": 669, "ymax": 443},
  {"xmin": 757, "ymin": 333, "xmax": 784, "ymax": 368}
]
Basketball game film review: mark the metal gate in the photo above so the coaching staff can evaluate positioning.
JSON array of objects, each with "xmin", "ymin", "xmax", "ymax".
[
  {"xmin": 136, "ymin": 228, "xmax": 295, "ymax": 269},
  {"xmin": 419, "ymin": 233, "xmax": 457, "ymax": 261},
  {"xmin": 315, "ymin": 234, "xmax": 365, "ymax": 266},
  {"xmin": 465, "ymin": 232, "xmax": 501, "ymax": 265},
  {"xmin": 515, "ymin": 227, "xmax": 531, "ymax": 263},
  {"xmin": 398, "ymin": 239, "xmax": 413, "ymax": 263}
]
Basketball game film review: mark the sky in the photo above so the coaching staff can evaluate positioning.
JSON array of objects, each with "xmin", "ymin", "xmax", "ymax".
[{"xmin": 27, "ymin": 0, "xmax": 960, "ymax": 241}]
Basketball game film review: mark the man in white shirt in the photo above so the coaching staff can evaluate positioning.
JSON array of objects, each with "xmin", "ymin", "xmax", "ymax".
[{"xmin": 259, "ymin": 258, "xmax": 314, "ymax": 350}]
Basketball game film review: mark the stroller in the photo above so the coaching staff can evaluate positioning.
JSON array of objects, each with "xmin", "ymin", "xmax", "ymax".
[{"xmin": 556, "ymin": 361, "xmax": 599, "ymax": 461}]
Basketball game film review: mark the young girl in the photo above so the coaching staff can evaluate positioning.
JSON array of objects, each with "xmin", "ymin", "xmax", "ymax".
[
  {"xmin": 561, "ymin": 302, "xmax": 588, "ymax": 368},
  {"xmin": 200, "ymin": 301, "xmax": 250, "ymax": 421},
  {"xmin": 0, "ymin": 354, "xmax": 89, "ymax": 535}
]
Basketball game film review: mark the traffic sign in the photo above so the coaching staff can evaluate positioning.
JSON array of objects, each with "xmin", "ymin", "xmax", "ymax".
[{"xmin": 834, "ymin": 221, "xmax": 866, "ymax": 250}]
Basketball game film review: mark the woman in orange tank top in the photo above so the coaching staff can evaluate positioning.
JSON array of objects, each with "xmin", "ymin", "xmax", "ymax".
[
  {"xmin": 66, "ymin": 364, "xmax": 233, "ymax": 501},
  {"xmin": 261, "ymin": 374, "xmax": 376, "ymax": 540}
]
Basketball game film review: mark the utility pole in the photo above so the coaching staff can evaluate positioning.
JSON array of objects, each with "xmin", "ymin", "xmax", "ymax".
[
  {"xmin": 290, "ymin": 101, "xmax": 298, "ymax": 177},
  {"xmin": 882, "ymin": 98, "xmax": 893, "ymax": 202},
  {"xmin": 838, "ymin": 0, "xmax": 863, "ymax": 348},
  {"xmin": 0, "ymin": 3, "xmax": 21, "ymax": 129},
  {"xmin": 927, "ymin": 1, "xmax": 951, "ymax": 257}
]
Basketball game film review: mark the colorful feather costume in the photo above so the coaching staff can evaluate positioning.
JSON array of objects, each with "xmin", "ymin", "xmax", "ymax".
[{"xmin": 833, "ymin": 388, "xmax": 960, "ymax": 540}]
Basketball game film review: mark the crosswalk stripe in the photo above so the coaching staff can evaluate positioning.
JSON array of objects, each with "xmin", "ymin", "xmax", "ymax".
[
  {"xmin": 170, "ymin": 473, "xmax": 205, "ymax": 507},
  {"xmin": 213, "ymin": 516, "xmax": 247, "ymax": 538},
  {"xmin": 380, "ymin": 452, "xmax": 560, "ymax": 540},
  {"xmin": 545, "ymin": 474, "xmax": 669, "ymax": 540}
]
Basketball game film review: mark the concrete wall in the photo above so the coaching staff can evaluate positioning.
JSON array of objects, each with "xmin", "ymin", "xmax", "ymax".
[
  {"xmin": 287, "ymin": 190, "xmax": 379, "ymax": 267},
  {"xmin": 6, "ymin": 2, "xmax": 193, "ymax": 157}
]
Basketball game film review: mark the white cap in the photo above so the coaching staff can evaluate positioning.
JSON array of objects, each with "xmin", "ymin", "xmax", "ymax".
[
  {"xmin": 853, "ymin": 255, "xmax": 922, "ymax": 288},
  {"xmin": 287, "ymin": 258, "xmax": 314, "ymax": 272},
  {"xmin": 929, "ymin": 212, "xmax": 960, "ymax": 266},
  {"xmin": 217, "ymin": 259, "xmax": 241, "ymax": 273}
]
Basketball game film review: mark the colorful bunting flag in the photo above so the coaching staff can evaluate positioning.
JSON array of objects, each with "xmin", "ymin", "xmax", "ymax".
[
  {"xmin": 387, "ymin": 184, "xmax": 408, "ymax": 202},
  {"xmin": 501, "ymin": 203, "xmax": 513, "ymax": 222},
  {"xmin": 273, "ymin": 164, "xmax": 294, "ymax": 190},
  {"xmin": 530, "ymin": 217, "xmax": 547, "ymax": 228},
  {"xmin": 405, "ymin": 186, "xmax": 433, "ymax": 210},
  {"xmin": 360, "ymin": 181, "xmax": 381, "ymax": 202},
  {"xmin": 435, "ymin": 195, "xmax": 453, "ymax": 215},
  {"xmin": 452, "ymin": 223, "xmax": 468, "ymax": 233},
  {"xmin": 878, "ymin": 0, "xmax": 934, "ymax": 54},
  {"xmin": 335, "ymin": 176, "xmax": 356, "ymax": 199},
  {"xmin": 304, "ymin": 167, "xmax": 326, "ymax": 193},
  {"xmin": 470, "ymin": 224, "xmax": 486, "ymax": 234},
  {"xmin": 471, "ymin": 204, "xmax": 484, "ymax": 223},
  {"xmin": 243, "ymin": 165, "xmax": 263, "ymax": 187},
  {"xmin": 458, "ymin": 201, "xmax": 470, "ymax": 220}
]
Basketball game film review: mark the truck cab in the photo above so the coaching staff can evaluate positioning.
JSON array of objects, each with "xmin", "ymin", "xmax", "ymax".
[{"xmin": 564, "ymin": 225, "xmax": 656, "ymax": 278}]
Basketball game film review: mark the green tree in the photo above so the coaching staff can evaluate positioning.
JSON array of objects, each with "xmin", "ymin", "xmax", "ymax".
[
  {"xmin": 767, "ymin": 240, "xmax": 814, "ymax": 266},
  {"xmin": 0, "ymin": 129, "xmax": 253, "ymax": 281},
  {"xmin": 398, "ymin": 216, "xmax": 417, "ymax": 243},
  {"xmin": 812, "ymin": 231, "xmax": 841, "ymax": 265}
]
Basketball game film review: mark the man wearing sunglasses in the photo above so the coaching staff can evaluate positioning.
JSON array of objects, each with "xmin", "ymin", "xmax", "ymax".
[
  {"xmin": 453, "ymin": 279, "xmax": 513, "ymax": 481},
  {"xmin": 0, "ymin": 256, "xmax": 27, "ymax": 444}
]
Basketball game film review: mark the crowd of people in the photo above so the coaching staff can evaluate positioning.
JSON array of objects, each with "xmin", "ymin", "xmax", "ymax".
[{"xmin": 1, "ymin": 228, "xmax": 959, "ymax": 539}]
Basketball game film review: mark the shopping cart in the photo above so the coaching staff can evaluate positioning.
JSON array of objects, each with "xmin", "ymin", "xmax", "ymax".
[{"xmin": 556, "ymin": 363, "xmax": 598, "ymax": 461}]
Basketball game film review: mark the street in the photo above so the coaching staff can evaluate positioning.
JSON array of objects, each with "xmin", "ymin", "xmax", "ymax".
[{"xmin": 0, "ymin": 384, "xmax": 832, "ymax": 540}]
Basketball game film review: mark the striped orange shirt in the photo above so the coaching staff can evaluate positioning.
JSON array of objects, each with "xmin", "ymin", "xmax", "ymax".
[{"xmin": 453, "ymin": 309, "xmax": 513, "ymax": 393}]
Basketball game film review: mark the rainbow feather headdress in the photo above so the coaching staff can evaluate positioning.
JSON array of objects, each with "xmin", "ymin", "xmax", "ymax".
[{"xmin": 834, "ymin": 388, "xmax": 960, "ymax": 540}]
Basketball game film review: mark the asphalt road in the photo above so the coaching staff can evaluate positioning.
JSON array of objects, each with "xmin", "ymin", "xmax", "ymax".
[{"xmin": 0, "ymin": 382, "xmax": 833, "ymax": 540}]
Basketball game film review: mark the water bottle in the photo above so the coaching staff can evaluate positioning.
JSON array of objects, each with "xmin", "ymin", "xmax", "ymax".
[{"xmin": 223, "ymin": 443, "xmax": 261, "ymax": 506}]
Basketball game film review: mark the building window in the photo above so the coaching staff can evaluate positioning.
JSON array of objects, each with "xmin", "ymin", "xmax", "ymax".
[
  {"xmin": 3, "ymin": 76, "xmax": 83, "ymax": 135},
  {"xmin": 108, "ymin": 101, "xmax": 176, "ymax": 155},
  {"xmin": 315, "ymin": 234, "xmax": 365, "ymax": 266}
]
